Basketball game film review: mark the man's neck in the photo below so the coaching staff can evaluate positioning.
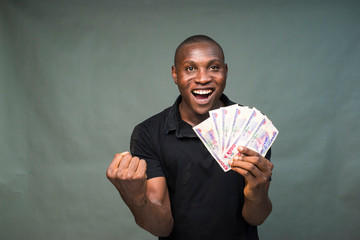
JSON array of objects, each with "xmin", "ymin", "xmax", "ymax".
[{"xmin": 178, "ymin": 100, "xmax": 225, "ymax": 127}]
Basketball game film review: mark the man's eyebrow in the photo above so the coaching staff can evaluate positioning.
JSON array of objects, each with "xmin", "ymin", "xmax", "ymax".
[
  {"xmin": 182, "ymin": 60, "xmax": 196, "ymax": 65},
  {"xmin": 208, "ymin": 59, "xmax": 223, "ymax": 64}
]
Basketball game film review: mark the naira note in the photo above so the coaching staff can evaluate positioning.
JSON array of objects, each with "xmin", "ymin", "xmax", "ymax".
[
  {"xmin": 209, "ymin": 108, "xmax": 223, "ymax": 156},
  {"xmin": 245, "ymin": 116, "xmax": 279, "ymax": 156},
  {"xmin": 193, "ymin": 118, "xmax": 230, "ymax": 171},
  {"xmin": 193, "ymin": 104, "xmax": 279, "ymax": 172},
  {"xmin": 220, "ymin": 104, "xmax": 238, "ymax": 154},
  {"xmin": 223, "ymin": 108, "xmax": 265, "ymax": 163},
  {"xmin": 225, "ymin": 106, "xmax": 251, "ymax": 151}
]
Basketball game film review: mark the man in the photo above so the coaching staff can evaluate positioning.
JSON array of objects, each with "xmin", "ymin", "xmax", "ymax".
[{"xmin": 106, "ymin": 35, "xmax": 274, "ymax": 240}]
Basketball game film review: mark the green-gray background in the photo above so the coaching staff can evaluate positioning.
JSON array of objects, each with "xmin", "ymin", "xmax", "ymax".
[{"xmin": 1, "ymin": 0, "xmax": 359, "ymax": 239}]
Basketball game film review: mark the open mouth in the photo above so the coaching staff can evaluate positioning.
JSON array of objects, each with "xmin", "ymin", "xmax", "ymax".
[{"xmin": 192, "ymin": 89, "xmax": 214, "ymax": 100}]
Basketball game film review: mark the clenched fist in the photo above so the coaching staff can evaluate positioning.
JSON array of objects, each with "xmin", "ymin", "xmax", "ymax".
[{"xmin": 106, "ymin": 152, "xmax": 148, "ymax": 207}]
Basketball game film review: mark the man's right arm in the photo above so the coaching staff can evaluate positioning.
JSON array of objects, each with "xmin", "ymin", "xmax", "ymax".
[{"xmin": 106, "ymin": 152, "xmax": 174, "ymax": 237}]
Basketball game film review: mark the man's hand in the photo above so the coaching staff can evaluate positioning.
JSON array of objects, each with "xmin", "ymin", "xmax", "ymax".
[
  {"xmin": 229, "ymin": 146, "xmax": 273, "ymax": 202},
  {"xmin": 106, "ymin": 152, "xmax": 174, "ymax": 236},
  {"xmin": 229, "ymin": 146, "xmax": 273, "ymax": 225},
  {"xmin": 106, "ymin": 152, "xmax": 148, "ymax": 207}
]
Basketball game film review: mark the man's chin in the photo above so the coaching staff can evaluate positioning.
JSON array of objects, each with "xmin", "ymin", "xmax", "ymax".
[{"xmin": 194, "ymin": 105, "xmax": 214, "ymax": 116}]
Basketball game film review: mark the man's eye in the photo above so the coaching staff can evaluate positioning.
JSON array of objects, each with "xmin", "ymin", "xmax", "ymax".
[
  {"xmin": 209, "ymin": 65, "xmax": 219, "ymax": 70},
  {"xmin": 186, "ymin": 66, "xmax": 194, "ymax": 71}
]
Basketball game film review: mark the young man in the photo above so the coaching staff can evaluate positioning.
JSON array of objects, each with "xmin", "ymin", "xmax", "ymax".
[{"xmin": 106, "ymin": 35, "xmax": 274, "ymax": 240}]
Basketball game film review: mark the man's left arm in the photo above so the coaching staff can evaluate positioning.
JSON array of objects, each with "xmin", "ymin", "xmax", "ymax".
[{"xmin": 229, "ymin": 146, "xmax": 274, "ymax": 226}]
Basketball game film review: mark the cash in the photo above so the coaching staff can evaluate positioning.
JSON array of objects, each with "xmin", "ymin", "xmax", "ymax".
[{"xmin": 193, "ymin": 104, "xmax": 279, "ymax": 172}]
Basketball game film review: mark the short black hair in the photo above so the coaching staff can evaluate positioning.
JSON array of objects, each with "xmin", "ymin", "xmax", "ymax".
[{"xmin": 174, "ymin": 35, "xmax": 225, "ymax": 66}]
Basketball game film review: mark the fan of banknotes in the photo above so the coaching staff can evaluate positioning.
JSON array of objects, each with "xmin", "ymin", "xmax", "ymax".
[{"xmin": 193, "ymin": 104, "xmax": 279, "ymax": 172}]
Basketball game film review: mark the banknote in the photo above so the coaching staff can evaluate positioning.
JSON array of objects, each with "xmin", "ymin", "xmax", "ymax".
[
  {"xmin": 193, "ymin": 104, "xmax": 279, "ymax": 172},
  {"xmin": 223, "ymin": 108, "xmax": 265, "ymax": 163},
  {"xmin": 193, "ymin": 117, "xmax": 231, "ymax": 171},
  {"xmin": 209, "ymin": 109, "xmax": 223, "ymax": 155},
  {"xmin": 221, "ymin": 104, "xmax": 240, "ymax": 154},
  {"xmin": 245, "ymin": 116, "xmax": 279, "ymax": 156},
  {"xmin": 225, "ymin": 105, "xmax": 251, "ymax": 151}
]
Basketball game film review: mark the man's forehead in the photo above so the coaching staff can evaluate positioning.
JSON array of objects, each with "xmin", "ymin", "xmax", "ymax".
[
  {"xmin": 175, "ymin": 42, "xmax": 224, "ymax": 65},
  {"xmin": 179, "ymin": 42, "xmax": 221, "ymax": 55}
]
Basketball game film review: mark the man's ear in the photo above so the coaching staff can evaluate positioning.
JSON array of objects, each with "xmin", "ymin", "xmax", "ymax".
[{"xmin": 171, "ymin": 65, "xmax": 178, "ymax": 85}]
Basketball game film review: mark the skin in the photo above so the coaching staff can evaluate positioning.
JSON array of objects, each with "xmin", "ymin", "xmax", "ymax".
[
  {"xmin": 229, "ymin": 146, "xmax": 274, "ymax": 225},
  {"xmin": 106, "ymin": 152, "xmax": 173, "ymax": 237},
  {"xmin": 172, "ymin": 41, "xmax": 228, "ymax": 126},
  {"xmin": 106, "ymin": 41, "xmax": 273, "ymax": 237}
]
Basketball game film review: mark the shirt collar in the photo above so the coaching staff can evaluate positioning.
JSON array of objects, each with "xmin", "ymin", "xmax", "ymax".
[{"xmin": 164, "ymin": 94, "xmax": 235, "ymax": 138}]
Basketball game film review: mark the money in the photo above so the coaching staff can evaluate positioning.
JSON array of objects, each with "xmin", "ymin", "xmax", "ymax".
[
  {"xmin": 193, "ymin": 105, "xmax": 279, "ymax": 172},
  {"xmin": 193, "ymin": 118, "xmax": 230, "ymax": 171},
  {"xmin": 245, "ymin": 116, "xmax": 278, "ymax": 156},
  {"xmin": 209, "ymin": 109, "xmax": 223, "ymax": 155}
]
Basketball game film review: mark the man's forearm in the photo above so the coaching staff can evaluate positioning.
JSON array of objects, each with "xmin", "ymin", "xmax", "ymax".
[
  {"xmin": 128, "ymin": 197, "xmax": 174, "ymax": 237},
  {"xmin": 242, "ymin": 196, "xmax": 272, "ymax": 226}
]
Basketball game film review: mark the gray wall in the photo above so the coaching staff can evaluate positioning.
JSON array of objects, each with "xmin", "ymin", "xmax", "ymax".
[{"xmin": 1, "ymin": 0, "xmax": 359, "ymax": 239}]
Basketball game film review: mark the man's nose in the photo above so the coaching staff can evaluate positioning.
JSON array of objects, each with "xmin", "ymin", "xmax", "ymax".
[{"xmin": 194, "ymin": 68, "xmax": 211, "ymax": 84}]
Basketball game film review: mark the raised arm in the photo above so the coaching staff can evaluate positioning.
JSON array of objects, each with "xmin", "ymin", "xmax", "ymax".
[{"xmin": 106, "ymin": 152, "xmax": 174, "ymax": 237}]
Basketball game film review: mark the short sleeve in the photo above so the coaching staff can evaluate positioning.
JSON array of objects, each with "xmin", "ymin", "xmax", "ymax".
[
  {"xmin": 265, "ymin": 147, "xmax": 272, "ymax": 181},
  {"xmin": 265, "ymin": 147, "xmax": 271, "ymax": 161},
  {"xmin": 130, "ymin": 123, "xmax": 165, "ymax": 179}
]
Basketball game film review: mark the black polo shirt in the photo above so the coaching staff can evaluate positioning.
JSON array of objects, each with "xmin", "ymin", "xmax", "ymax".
[{"xmin": 130, "ymin": 95, "xmax": 271, "ymax": 240}]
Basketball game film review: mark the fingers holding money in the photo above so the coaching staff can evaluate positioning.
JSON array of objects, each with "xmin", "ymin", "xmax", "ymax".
[
  {"xmin": 229, "ymin": 146, "xmax": 273, "ymax": 182},
  {"xmin": 228, "ymin": 146, "xmax": 273, "ymax": 203},
  {"xmin": 238, "ymin": 146, "xmax": 273, "ymax": 171}
]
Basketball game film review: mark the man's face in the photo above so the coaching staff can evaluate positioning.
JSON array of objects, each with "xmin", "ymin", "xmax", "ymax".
[{"xmin": 172, "ymin": 42, "xmax": 227, "ymax": 124}]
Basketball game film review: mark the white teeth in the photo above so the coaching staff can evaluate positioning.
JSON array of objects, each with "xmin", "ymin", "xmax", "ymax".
[{"xmin": 193, "ymin": 89, "xmax": 213, "ymax": 95}]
